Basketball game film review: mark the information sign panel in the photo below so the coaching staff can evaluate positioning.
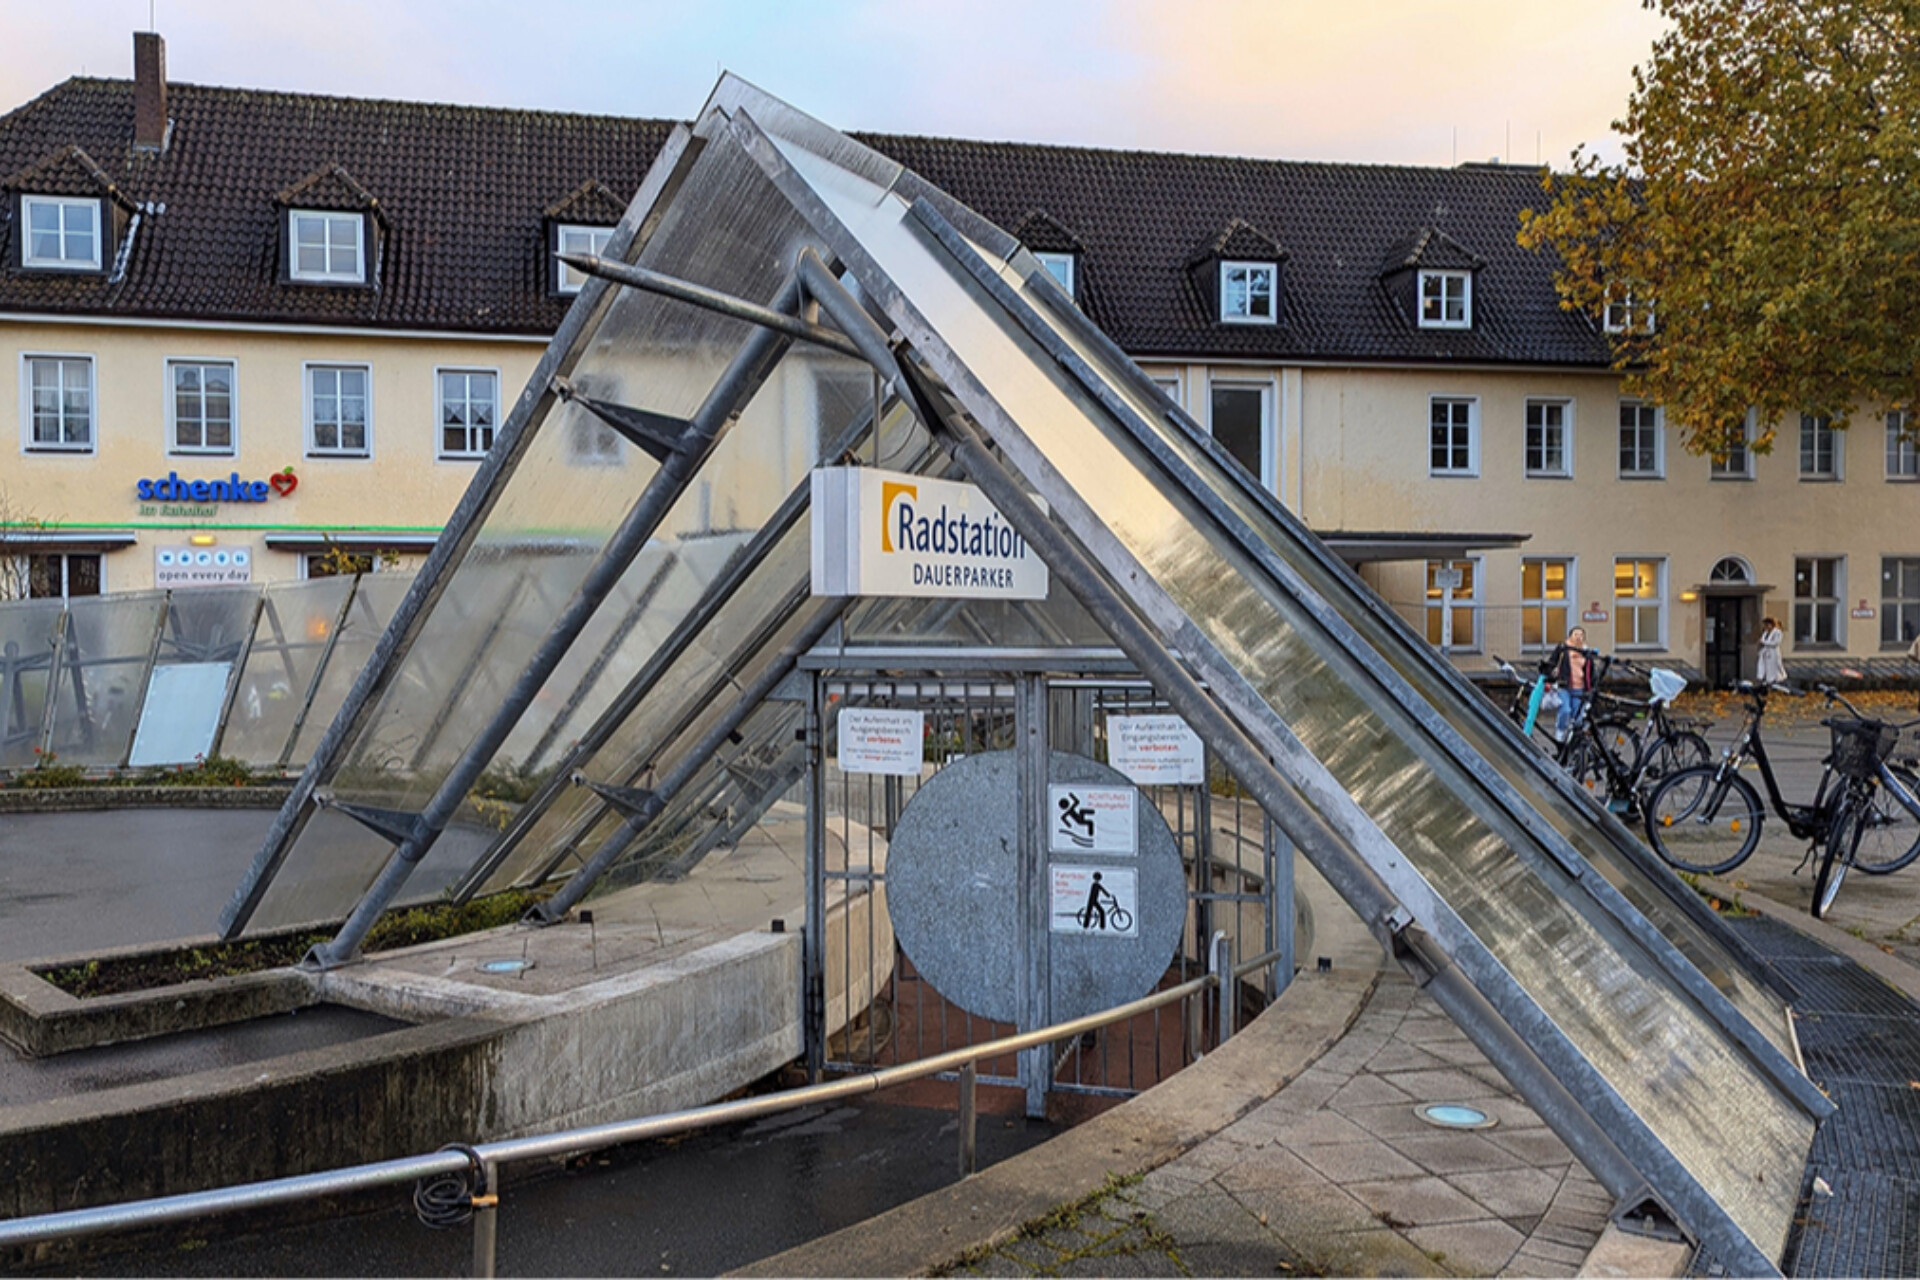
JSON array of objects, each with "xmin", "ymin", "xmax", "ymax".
[
  {"xmin": 1108, "ymin": 714, "xmax": 1204, "ymax": 786},
  {"xmin": 1050, "ymin": 865, "xmax": 1139, "ymax": 938},
  {"xmin": 1048, "ymin": 784, "xmax": 1137, "ymax": 854},
  {"xmin": 837, "ymin": 707, "xmax": 925, "ymax": 776}
]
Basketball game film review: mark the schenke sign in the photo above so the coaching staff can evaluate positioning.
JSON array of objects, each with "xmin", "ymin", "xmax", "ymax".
[
  {"xmin": 811, "ymin": 466, "xmax": 1048, "ymax": 600},
  {"xmin": 136, "ymin": 467, "xmax": 298, "ymax": 517}
]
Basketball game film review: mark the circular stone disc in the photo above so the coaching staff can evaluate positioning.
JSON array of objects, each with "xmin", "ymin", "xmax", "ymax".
[{"xmin": 885, "ymin": 750, "xmax": 1186, "ymax": 1025}]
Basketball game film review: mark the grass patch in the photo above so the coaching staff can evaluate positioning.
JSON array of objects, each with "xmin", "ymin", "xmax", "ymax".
[
  {"xmin": 37, "ymin": 888, "xmax": 550, "ymax": 998},
  {"xmin": 3, "ymin": 751, "xmax": 288, "ymax": 790}
]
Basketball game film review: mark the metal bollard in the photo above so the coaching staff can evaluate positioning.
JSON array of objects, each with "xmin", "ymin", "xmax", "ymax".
[
  {"xmin": 958, "ymin": 1061, "xmax": 978, "ymax": 1177},
  {"xmin": 471, "ymin": 1157, "xmax": 498, "ymax": 1279},
  {"xmin": 1210, "ymin": 930, "xmax": 1235, "ymax": 1049}
]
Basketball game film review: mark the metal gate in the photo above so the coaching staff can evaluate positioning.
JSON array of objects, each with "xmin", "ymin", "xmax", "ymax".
[{"xmin": 801, "ymin": 663, "xmax": 1293, "ymax": 1116}]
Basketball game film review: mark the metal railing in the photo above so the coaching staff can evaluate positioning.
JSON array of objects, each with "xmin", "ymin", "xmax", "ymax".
[{"xmin": 0, "ymin": 940, "xmax": 1284, "ymax": 1276}]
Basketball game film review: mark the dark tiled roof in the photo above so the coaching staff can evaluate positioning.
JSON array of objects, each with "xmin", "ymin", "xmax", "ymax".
[
  {"xmin": 4, "ymin": 144, "xmax": 134, "ymax": 210},
  {"xmin": 1378, "ymin": 225, "xmax": 1485, "ymax": 275},
  {"xmin": 0, "ymin": 78, "xmax": 670, "ymax": 332},
  {"xmin": 0, "ymin": 75, "xmax": 1611, "ymax": 365}
]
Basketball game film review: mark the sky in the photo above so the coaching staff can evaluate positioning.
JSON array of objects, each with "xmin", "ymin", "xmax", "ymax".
[{"xmin": 0, "ymin": 0, "xmax": 1670, "ymax": 169}]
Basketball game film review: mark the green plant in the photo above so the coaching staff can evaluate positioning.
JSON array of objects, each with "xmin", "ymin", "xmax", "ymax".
[{"xmin": 14, "ymin": 747, "xmax": 86, "ymax": 789}]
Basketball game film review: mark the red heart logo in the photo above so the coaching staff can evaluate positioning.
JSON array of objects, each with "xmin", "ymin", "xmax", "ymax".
[{"xmin": 269, "ymin": 472, "xmax": 298, "ymax": 497}]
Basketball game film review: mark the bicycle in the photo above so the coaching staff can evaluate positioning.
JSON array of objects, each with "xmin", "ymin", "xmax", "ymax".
[
  {"xmin": 1592, "ymin": 661, "xmax": 1713, "ymax": 798},
  {"xmin": 1643, "ymin": 683, "xmax": 1920, "ymax": 896},
  {"xmin": 1494, "ymin": 651, "xmax": 1639, "ymax": 766},
  {"xmin": 1494, "ymin": 651, "xmax": 1677, "ymax": 815}
]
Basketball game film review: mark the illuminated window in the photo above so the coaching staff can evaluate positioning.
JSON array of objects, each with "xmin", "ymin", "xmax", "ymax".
[
  {"xmin": 1615, "ymin": 558, "xmax": 1665, "ymax": 648},
  {"xmin": 1521, "ymin": 558, "xmax": 1573, "ymax": 651}
]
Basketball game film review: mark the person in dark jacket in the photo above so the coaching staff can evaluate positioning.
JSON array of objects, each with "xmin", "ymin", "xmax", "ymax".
[{"xmin": 1542, "ymin": 625, "xmax": 1598, "ymax": 740}]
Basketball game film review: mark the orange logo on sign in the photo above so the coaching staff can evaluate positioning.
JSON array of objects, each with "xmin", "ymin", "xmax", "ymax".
[{"xmin": 880, "ymin": 480, "xmax": 917, "ymax": 553}]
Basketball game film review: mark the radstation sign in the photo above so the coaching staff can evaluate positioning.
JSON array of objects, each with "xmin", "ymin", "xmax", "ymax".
[{"xmin": 810, "ymin": 466, "xmax": 1048, "ymax": 600}]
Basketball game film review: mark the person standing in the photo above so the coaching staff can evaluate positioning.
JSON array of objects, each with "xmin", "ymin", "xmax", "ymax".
[
  {"xmin": 1544, "ymin": 625, "xmax": 1597, "ymax": 740},
  {"xmin": 1756, "ymin": 616, "xmax": 1786, "ymax": 685}
]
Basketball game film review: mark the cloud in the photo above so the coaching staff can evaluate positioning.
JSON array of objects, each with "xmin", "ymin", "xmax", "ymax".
[{"xmin": 0, "ymin": 0, "xmax": 1667, "ymax": 167}]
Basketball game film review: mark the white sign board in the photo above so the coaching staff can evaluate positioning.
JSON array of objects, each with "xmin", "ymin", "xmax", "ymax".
[
  {"xmin": 155, "ymin": 545, "xmax": 252, "ymax": 588},
  {"xmin": 128, "ymin": 662, "xmax": 230, "ymax": 765},
  {"xmin": 837, "ymin": 707, "xmax": 925, "ymax": 776},
  {"xmin": 1432, "ymin": 567, "xmax": 1463, "ymax": 591},
  {"xmin": 1048, "ymin": 784, "xmax": 1137, "ymax": 854},
  {"xmin": 1108, "ymin": 714, "xmax": 1205, "ymax": 786},
  {"xmin": 811, "ymin": 466, "xmax": 1049, "ymax": 601},
  {"xmin": 1050, "ymin": 865, "xmax": 1139, "ymax": 937}
]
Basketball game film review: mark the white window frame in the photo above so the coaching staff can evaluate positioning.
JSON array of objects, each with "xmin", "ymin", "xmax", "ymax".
[
  {"xmin": 1207, "ymin": 377, "xmax": 1276, "ymax": 488},
  {"xmin": 25, "ymin": 550, "xmax": 103, "ymax": 601},
  {"xmin": 1881, "ymin": 556, "xmax": 1920, "ymax": 650},
  {"xmin": 1617, "ymin": 400, "xmax": 1664, "ymax": 479},
  {"xmin": 20, "ymin": 352, "xmax": 95, "ymax": 453},
  {"xmin": 1614, "ymin": 556, "xmax": 1667, "ymax": 650},
  {"xmin": 1603, "ymin": 288, "xmax": 1655, "ymax": 335},
  {"xmin": 1424, "ymin": 557, "xmax": 1482, "ymax": 653},
  {"xmin": 1524, "ymin": 398, "xmax": 1573, "ymax": 478},
  {"xmin": 303, "ymin": 362, "xmax": 372, "ymax": 457},
  {"xmin": 1799, "ymin": 413, "xmax": 1842, "ymax": 481},
  {"xmin": 1033, "ymin": 251, "xmax": 1076, "ymax": 296},
  {"xmin": 555, "ymin": 224, "xmax": 616, "ymax": 294},
  {"xmin": 166, "ymin": 357, "xmax": 238, "ymax": 456},
  {"xmin": 1793, "ymin": 555, "xmax": 1846, "ymax": 648},
  {"xmin": 1710, "ymin": 411, "xmax": 1755, "ymax": 480},
  {"xmin": 288, "ymin": 210, "xmax": 365, "ymax": 284},
  {"xmin": 1418, "ymin": 270, "xmax": 1472, "ymax": 329},
  {"xmin": 1520, "ymin": 557, "xmax": 1576, "ymax": 652},
  {"xmin": 1428, "ymin": 395, "xmax": 1479, "ymax": 477},
  {"xmin": 21, "ymin": 195, "xmax": 103, "ymax": 270},
  {"xmin": 1887, "ymin": 411, "xmax": 1920, "ymax": 481},
  {"xmin": 1218, "ymin": 260, "xmax": 1277, "ymax": 325},
  {"xmin": 435, "ymin": 366, "xmax": 501, "ymax": 461},
  {"xmin": 1148, "ymin": 371, "xmax": 1183, "ymax": 409}
]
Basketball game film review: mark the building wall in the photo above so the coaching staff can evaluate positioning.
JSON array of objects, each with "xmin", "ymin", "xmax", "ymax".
[
  {"xmin": 3, "ymin": 319, "xmax": 550, "ymax": 590},
  {"xmin": 1147, "ymin": 361, "xmax": 1920, "ymax": 674}
]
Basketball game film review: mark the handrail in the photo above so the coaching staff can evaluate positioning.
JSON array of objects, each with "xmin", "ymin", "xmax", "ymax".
[{"xmin": 0, "ymin": 947, "xmax": 1288, "ymax": 1253}]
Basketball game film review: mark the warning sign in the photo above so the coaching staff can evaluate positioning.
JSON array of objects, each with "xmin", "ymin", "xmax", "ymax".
[
  {"xmin": 837, "ymin": 707, "xmax": 925, "ymax": 776},
  {"xmin": 1108, "ymin": 714, "xmax": 1204, "ymax": 786},
  {"xmin": 1047, "ymin": 784, "xmax": 1137, "ymax": 854},
  {"xmin": 1050, "ymin": 865, "xmax": 1138, "ymax": 937}
]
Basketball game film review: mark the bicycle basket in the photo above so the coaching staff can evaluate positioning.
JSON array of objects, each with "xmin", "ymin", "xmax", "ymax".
[
  {"xmin": 1829, "ymin": 718, "xmax": 1896, "ymax": 781},
  {"xmin": 1648, "ymin": 668, "xmax": 1687, "ymax": 704}
]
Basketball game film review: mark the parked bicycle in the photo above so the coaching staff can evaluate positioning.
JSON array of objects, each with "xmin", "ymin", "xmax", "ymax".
[
  {"xmin": 1492, "ymin": 653, "xmax": 1707, "ymax": 816},
  {"xmin": 1643, "ymin": 681, "xmax": 1920, "ymax": 916}
]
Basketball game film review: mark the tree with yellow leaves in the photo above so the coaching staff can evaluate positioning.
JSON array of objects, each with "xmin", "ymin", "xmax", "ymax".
[{"xmin": 1519, "ymin": 0, "xmax": 1920, "ymax": 458}]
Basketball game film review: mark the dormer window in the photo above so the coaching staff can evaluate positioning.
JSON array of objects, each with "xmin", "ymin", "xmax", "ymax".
[
  {"xmin": 289, "ymin": 210, "xmax": 364, "ymax": 283},
  {"xmin": 1033, "ymin": 251, "xmax": 1076, "ymax": 296},
  {"xmin": 1419, "ymin": 270, "xmax": 1471, "ymax": 328},
  {"xmin": 1220, "ymin": 261, "xmax": 1277, "ymax": 325},
  {"xmin": 555, "ymin": 224, "xmax": 615, "ymax": 294},
  {"xmin": 22, "ymin": 195, "xmax": 101, "ymax": 270},
  {"xmin": 1604, "ymin": 288, "xmax": 1655, "ymax": 334}
]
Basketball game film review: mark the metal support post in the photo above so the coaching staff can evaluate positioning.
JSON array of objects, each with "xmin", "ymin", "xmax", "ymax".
[
  {"xmin": 1211, "ymin": 930, "xmax": 1235, "ymax": 1048},
  {"xmin": 208, "ymin": 593, "xmax": 267, "ymax": 759},
  {"xmin": 470, "ymin": 1157, "xmax": 498, "ymax": 1279},
  {"xmin": 530, "ymin": 601, "xmax": 847, "ymax": 923},
  {"xmin": 278, "ymin": 575, "xmax": 360, "ymax": 769},
  {"xmin": 803, "ymin": 674, "xmax": 828, "ymax": 1082},
  {"xmin": 1270, "ymin": 817, "xmax": 1295, "ymax": 1001},
  {"xmin": 304, "ymin": 277, "xmax": 808, "ymax": 969},
  {"xmin": 35, "ymin": 606, "xmax": 70, "ymax": 758},
  {"xmin": 957, "ymin": 1061, "xmax": 978, "ymax": 1177},
  {"xmin": 1015, "ymin": 671, "xmax": 1049, "ymax": 1119}
]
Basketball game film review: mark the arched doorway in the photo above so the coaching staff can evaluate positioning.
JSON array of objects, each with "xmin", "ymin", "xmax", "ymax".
[{"xmin": 1701, "ymin": 557, "xmax": 1767, "ymax": 688}]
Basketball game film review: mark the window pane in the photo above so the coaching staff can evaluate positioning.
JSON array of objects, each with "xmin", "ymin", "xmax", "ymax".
[{"xmin": 1210, "ymin": 385, "xmax": 1264, "ymax": 479}]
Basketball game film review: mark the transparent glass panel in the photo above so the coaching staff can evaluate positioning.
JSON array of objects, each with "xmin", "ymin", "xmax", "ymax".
[
  {"xmin": 245, "ymin": 126, "xmax": 849, "ymax": 931},
  {"xmin": 759, "ymin": 127, "xmax": 1807, "ymax": 1258},
  {"xmin": 290, "ymin": 574, "xmax": 412, "ymax": 767},
  {"xmin": 0, "ymin": 600, "xmax": 66, "ymax": 769},
  {"xmin": 159, "ymin": 587, "xmax": 261, "ymax": 666},
  {"xmin": 46, "ymin": 591, "xmax": 166, "ymax": 768},
  {"xmin": 219, "ymin": 577, "xmax": 356, "ymax": 768},
  {"xmin": 128, "ymin": 662, "xmax": 230, "ymax": 766}
]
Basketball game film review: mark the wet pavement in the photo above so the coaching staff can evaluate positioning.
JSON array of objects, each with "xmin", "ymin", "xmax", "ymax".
[{"xmin": 65, "ymin": 1096, "xmax": 1055, "ymax": 1278}]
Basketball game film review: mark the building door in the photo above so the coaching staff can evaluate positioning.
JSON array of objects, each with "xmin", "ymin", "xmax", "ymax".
[{"xmin": 1705, "ymin": 596, "xmax": 1745, "ymax": 688}]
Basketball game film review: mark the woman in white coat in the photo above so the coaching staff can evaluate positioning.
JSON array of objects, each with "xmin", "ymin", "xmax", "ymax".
[{"xmin": 1756, "ymin": 616, "xmax": 1787, "ymax": 685}]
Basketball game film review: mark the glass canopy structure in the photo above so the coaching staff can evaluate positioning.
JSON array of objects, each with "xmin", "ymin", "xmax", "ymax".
[{"xmin": 219, "ymin": 77, "xmax": 1825, "ymax": 1274}]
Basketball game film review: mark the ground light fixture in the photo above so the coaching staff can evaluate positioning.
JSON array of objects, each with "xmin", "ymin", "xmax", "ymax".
[{"xmin": 1415, "ymin": 1103, "xmax": 1497, "ymax": 1130}]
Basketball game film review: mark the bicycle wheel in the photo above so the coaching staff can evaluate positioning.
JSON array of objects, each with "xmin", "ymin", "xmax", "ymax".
[
  {"xmin": 1812, "ymin": 800, "xmax": 1865, "ymax": 918},
  {"xmin": 1639, "ymin": 731, "xmax": 1711, "ymax": 791},
  {"xmin": 1107, "ymin": 907, "xmax": 1133, "ymax": 931},
  {"xmin": 1645, "ymin": 766, "xmax": 1764, "ymax": 875},
  {"xmin": 1593, "ymin": 716, "xmax": 1643, "ymax": 777},
  {"xmin": 1853, "ymin": 764, "xmax": 1920, "ymax": 874},
  {"xmin": 1562, "ymin": 734, "xmax": 1616, "ymax": 801}
]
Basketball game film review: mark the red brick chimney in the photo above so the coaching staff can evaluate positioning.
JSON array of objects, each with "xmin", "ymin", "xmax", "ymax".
[{"xmin": 133, "ymin": 31, "xmax": 168, "ymax": 151}]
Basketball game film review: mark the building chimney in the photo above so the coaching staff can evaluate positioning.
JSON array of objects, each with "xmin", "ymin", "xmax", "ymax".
[{"xmin": 133, "ymin": 31, "xmax": 168, "ymax": 151}]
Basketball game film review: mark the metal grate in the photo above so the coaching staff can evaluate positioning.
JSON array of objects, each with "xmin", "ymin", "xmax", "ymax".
[{"xmin": 1719, "ymin": 915, "xmax": 1920, "ymax": 1277}]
